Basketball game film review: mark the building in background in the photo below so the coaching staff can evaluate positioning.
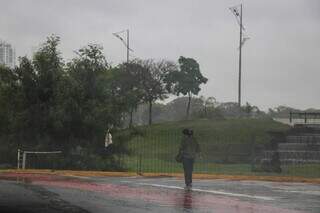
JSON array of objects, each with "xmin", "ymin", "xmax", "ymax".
[{"xmin": 0, "ymin": 40, "xmax": 16, "ymax": 68}]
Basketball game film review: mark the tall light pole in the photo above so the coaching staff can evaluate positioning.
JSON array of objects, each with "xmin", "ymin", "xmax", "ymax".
[
  {"xmin": 238, "ymin": 4, "xmax": 243, "ymax": 107},
  {"xmin": 126, "ymin": 29, "xmax": 129, "ymax": 64},
  {"xmin": 113, "ymin": 29, "xmax": 134, "ymax": 127},
  {"xmin": 113, "ymin": 29, "xmax": 132, "ymax": 64},
  {"xmin": 229, "ymin": 4, "xmax": 248, "ymax": 108}
]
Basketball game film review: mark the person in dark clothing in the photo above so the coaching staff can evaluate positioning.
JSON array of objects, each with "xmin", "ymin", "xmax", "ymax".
[{"xmin": 178, "ymin": 128, "xmax": 200, "ymax": 189}]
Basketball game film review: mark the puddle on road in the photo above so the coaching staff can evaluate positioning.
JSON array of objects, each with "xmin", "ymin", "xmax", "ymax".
[
  {"xmin": 0, "ymin": 172, "xmax": 83, "ymax": 185},
  {"xmin": 0, "ymin": 175, "xmax": 31, "ymax": 183},
  {"xmin": 0, "ymin": 173, "xmax": 90, "ymax": 213}
]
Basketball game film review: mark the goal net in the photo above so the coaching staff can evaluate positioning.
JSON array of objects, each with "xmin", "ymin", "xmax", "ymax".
[{"xmin": 17, "ymin": 149, "xmax": 62, "ymax": 170}]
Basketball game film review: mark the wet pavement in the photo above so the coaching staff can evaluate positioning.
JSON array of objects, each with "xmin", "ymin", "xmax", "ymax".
[{"xmin": 0, "ymin": 172, "xmax": 319, "ymax": 213}]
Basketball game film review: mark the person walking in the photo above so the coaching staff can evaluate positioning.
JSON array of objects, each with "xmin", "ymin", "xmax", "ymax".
[{"xmin": 178, "ymin": 128, "xmax": 200, "ymax": 189}]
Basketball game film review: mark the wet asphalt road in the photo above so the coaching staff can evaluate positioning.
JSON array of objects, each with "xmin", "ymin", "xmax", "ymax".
[{"xmin": 0, "ymin": 173, "xmax": 319, "ymax": 213}]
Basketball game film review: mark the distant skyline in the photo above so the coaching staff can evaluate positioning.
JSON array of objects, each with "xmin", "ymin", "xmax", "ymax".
[
  {"xmin": 0, "ymin": 40, "xmax": 16, "ymax": 68},
  {"xmin": 1, "ymin": 0, "xmax": 319, "ymax": 110}
]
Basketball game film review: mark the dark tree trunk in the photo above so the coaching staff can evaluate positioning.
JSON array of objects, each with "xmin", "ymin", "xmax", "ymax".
[
  {"xmin": 148, "ymin": 100, "xmax": 152, "ymax": 125},
  {"xmin": 204, "ymin": 105, "xmax": 207, "ymax": 117},
  {"xmin": 186, "ymin": 92, "xmax": 191, "ymax": 120},
  {"xmin": 129, "ymin": 107, "xmax": 134, "ymax": 128}
]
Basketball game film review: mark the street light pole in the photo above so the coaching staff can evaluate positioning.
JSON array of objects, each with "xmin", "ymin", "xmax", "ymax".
[
  {"xmin": 229, "ymin": 4, "xmax": 247, "ymax": 108},
  {"xmin": 113, "ymin": 29, "xmax": 132, "ymax": 65},
  {"xmin": 127, "ymin": 29, "xmax": 129, "ymax": 64},
  {"xmin": 113, "ymin": 29, "xmax": 134, "ymax": 126},
  {"xmin": 238, "ymin": 4, "xmax": 243, "ymax": 107}
]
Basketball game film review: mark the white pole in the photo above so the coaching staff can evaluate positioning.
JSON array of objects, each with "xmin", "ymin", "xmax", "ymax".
[
  {"xmin": 22, "ymin": 152, "xmax": 26, "ymax": 169},
  {"xmin": 238, "ymin": 4, "xmax": 243, "ymax": 108},
  {"xmin": 127, "ymin": 29, "xmax": 129, "ymax": 64},
  {"xmin": 17, "ymin": 149, "xmax": 20, "ymax": 169}
]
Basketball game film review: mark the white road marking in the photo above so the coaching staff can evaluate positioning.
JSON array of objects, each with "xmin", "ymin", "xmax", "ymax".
[
  {"xmin": 120, "ymin": 180, "xmax": 133, "ymax": 183},
  {"xmin": 136, "ymin": 183, "xmax": 275, "ymax": 201},
  {"xmin": 283, "ymin": 190, "xmax": 320, "ymax": 196},
  {"xmin": 65, "ymin": 175, "xmax": 91, "ymax": 179}
]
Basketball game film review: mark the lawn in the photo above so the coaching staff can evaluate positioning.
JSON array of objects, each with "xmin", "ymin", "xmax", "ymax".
[{"xmin": 115, "ymin": 118, "xmax": 320, "ymax": 177}]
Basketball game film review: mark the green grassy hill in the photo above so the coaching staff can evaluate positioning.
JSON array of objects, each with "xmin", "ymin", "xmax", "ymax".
[
  {"xmin": 119, "ymin": 118, "xmax": 293, "ymax": 175},
  {"xmin": 135, "ymin": 118, "xmax": 289, "ymax": 143}
]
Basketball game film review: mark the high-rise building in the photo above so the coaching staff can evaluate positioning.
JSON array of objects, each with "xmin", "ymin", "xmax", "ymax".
[{"xmin": 0, "ymin": 40, "xmax": 16, "ymax": 68}]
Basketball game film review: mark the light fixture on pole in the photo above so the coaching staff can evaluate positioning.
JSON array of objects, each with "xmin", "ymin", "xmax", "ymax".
[{"xmin": 112, "ymin": 29, "xmax": 133, "ymax": 64}]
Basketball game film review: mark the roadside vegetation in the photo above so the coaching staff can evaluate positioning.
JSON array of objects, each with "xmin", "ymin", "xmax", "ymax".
[
  {"xmin": 0, "ymin": 35, "xmax": 318, "ymax": 177},
  {"xmin": 0, "ymin": 35, "xmax": 208, "ymax": 170}
]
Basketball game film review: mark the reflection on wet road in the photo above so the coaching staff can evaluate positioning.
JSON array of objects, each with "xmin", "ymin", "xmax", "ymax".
[
  {"xmin": 0, "ymin": 172, "xmax": 319, "ymax": 213},
  {"xmin": 182, "ymin": 190, "xmax": 192, "ymax": 210}
]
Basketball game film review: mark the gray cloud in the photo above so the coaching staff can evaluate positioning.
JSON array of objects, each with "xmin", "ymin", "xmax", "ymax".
[{"xmin": 1, "ymin": 0, "xmax": 319, "ymax": 110}]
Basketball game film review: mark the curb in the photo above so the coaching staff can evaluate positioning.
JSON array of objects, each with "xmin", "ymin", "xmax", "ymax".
[{"xmin": 1, "ymin": 169, "xmax": 319, "ymax": 184}]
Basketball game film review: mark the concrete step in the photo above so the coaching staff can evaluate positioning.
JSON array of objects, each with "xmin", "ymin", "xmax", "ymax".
[
  {"xmin": 278, "ymin": 142, "xmax": 320, "ymax": 151},
  {"xmin": 260, "ymin": 158, "xmax": 320, "ymax": 164},
  {"xmin": 286, "ymin": 135, "xmax": 320, "ymax": 143},
  {"xmin": 262, "ymin": 150, "xmax": 320, "ymax": 161}
]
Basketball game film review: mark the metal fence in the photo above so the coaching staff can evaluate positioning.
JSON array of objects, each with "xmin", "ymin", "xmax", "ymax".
[
  {"xmin": 3, "ymin": 129, "xmax": 319, "ymax": 178},
  {"xmin": 118, "ymin": 130, "xmax": 320, "ymax": 178}
]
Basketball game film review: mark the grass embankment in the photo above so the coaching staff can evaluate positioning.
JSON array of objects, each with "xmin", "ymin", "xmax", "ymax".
[
  {"xmin": 2, "ymin": 118, "xmax": 318, "ymax": 181},
  {"xmin": 119, "ymin": 118, "xmax": 320, "ymax": 177}
]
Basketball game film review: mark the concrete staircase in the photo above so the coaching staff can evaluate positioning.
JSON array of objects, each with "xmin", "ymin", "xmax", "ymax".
[{"xmin": 262, "ymin": 124, "xmax": 320, "ymax": 165}]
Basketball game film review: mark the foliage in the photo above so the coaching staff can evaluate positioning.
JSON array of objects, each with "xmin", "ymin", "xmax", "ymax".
[
  {"xmin": 115, "ymin": 61, "xmax": 147, "ymax": 127},
  {"xmin": 0, "ymin": 36, "xmax": 214, "ymax": 171},
  {"xmin": 165, "ymin": 56, "xmax": 208, "ymax": 119},
  {"xmin": 241, "ymin": 102, "xmax": 262, "ymax": 117},
  {"xmin": 136, "ymin": 59, "xmax": 176, "ymax": 125},
  {"xmin": 126, "ymin": 97, "xmax": 209, "ymax": 125},
  {"xmin": 0, "ymin": 36, "xmax": 132, "ymax": 169}
]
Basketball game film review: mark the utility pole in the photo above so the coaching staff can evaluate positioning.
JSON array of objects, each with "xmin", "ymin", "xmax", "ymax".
[
  {"xmin": 126, "ymin": 29, "xmax": 129, "ymax": 64},
  {"xmin": 230, "ymin": 4, "xmax": 247, "ymax": 108},
  {"xmin": 238, "ymin": 4, "xmax": 243, "ymax": 107},
  {"xmin": 113, "ymin": 29, "xmax": 134, "ymax": 127},
  {"xmin": 113, "ymin": 29, "xmax": 132, "ymax": 64}
]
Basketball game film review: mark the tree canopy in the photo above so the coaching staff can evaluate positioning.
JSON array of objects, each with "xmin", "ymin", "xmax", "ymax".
[
  {"xmin": 165, "ymin": 56, "xmax": 208, "ymax": 119},
  {"xmin": 0, "ymin": 36, "xmax": 210, "ymax": 169}
]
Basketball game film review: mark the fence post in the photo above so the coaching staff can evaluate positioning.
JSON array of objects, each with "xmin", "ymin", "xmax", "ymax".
[
  {"xmin": 138, "ymin": 153, "xmax": 142, "ymax": 175},
  {"xmin": 304, "ymin": 112, "xmax": 307, "ymax": 124},
  {"xmin": 17, "ymin": 149, "xmax": 20, "ymax": 169},
  {"xmin": 250, "ymin": 135, "xmax": 256, "ymax": 172},
  {"xmin": 136, "ymin": 152, "xmax": 138, "ymax": 174},
  {"xmin": 22, "ymin": 152, "xmax": 26, "ymax": 170}
]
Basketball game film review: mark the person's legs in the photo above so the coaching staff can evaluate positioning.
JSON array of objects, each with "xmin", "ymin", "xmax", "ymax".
[
  {"xmin": 189, "ymin": 158, "xmax": 194, "ymax": 186},
  {"xmin": 182, "ymin": 159, "xmax": 188, "ymax": 186},
  {"xmin": 183, "ymin": 158, "xmax": 194, "ymax": 187}
]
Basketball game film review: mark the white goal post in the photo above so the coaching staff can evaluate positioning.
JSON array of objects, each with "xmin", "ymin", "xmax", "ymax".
[{"xmin": 17, "ymin": 149, "xmax": 62, "ymax": 169}]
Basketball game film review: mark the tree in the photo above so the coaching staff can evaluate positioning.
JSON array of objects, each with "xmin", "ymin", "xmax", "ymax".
[
  {"xmin": 64, "ymin": 44, "xmax": 116, "ymax": 148},
  {"xmin": 242, "ymin": 102, "xmax": 254, "ymax": 114},
  {"xmin": 138, "ymin": 59, "xmax": 176, "ymax": 125},
  {"xmin": 9, "ymin": 35, "xmax": 65, "ymax": 148},
  {"xmin": 33, "ymin": 35, "xmax": 63, "ymax": 103},
  {"xmin": 116, "ymin": 61, "xmax": 145, "ymax": 127},
  {"xmin": 165, "ymin": 56, "xmax": 208, "ymax": 119},
  {"xmin": 217, "ymin": 102, "xmax": 240, "ymax": 117},
  {"xmin": 268, "ymin": 105, "xmax": 298, "ymax": 118},
  {"xmin": 165, "ymin": 96, "xmax": 205, "ymax": 121},
  {"xmin": 0, "ymin": 36, "xmax": 144, "ymax": 169}
]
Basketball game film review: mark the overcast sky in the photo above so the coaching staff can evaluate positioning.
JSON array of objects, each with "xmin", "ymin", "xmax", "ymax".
[{"xmin": 1, "ymin": 0, "xmax": 319, "ymax": 110}]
